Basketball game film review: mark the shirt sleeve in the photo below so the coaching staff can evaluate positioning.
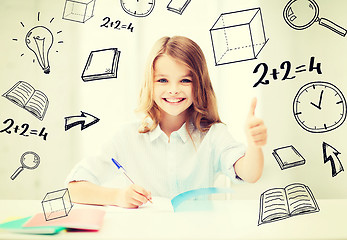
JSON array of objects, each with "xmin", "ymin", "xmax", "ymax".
[
  {"xmin": 210, "ymin": 123, "xmax": 246, "ymax": 183},
  {"xmin": 64, "ymin": 130, "xmax": 122, "ymax": 187}
]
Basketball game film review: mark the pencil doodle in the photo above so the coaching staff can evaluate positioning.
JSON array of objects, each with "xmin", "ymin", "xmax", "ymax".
[
  {"xmin": 41, "ymin": 188, "xmax": 73, "ymax": 221},
  {"xmin": 272, "ymin": 145, "xmax": 305, "ymax": 170},
  {"xmin": 12, "ymin": 12, "xmax": 63, "ymax": 74},
  {"xmin": 81, "ymin": 48, "xmax": 121, "ymax": 81},
  {"xmin": 120, "ymin": 0, "xmax": 155, "ymax": 17},
  {"xmin": 0, "ymin": 117, "xmax": 48, "ymax": 141},
  {"xmin": 209, "ymin": 7, "xmax": 268, "ymax": 66},
  {"xmin": 3, "ymin": 81, "xmax": 49, "ymax": 121},
  {"xmin": 167, "ymin": 0, "xmax": 191, "ymax": 15},
  {"xmin": 293, "ymin": 81, "xmax": 347, "ymax": 133},
  {"xmin": 62, "ymin": 0, "xmax": 96, "ymax": 23},
  {"xmin": 64, "ymin": 111, "xmax": 100, "ymax": 131},
  {"xmin": 283, "ymin": 0, "xmax": 347, "ymax": 37},
  {"xmin": 10, "ymin": 151, "xmax": 40, "ymax": 180},
  {"xmin": 323, "ymin": 142, "xmax": 344, "ymax": 177},
  {"xmin": 258, "ymin": 183, "xmax": 319, "ymax": 225}
]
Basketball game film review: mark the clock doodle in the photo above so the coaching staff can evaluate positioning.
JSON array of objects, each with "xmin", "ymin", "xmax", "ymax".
[
  {"xmin": 293, "ymin": 81, "xmax": 347, "ymax": 133},
  {"xmin": 120, "ymin": 0, "xmax": 155, "ymax": 17}
]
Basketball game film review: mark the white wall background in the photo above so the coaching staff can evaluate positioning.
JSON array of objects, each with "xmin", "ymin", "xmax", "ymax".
[{"xmin": 0, "ymin": 0, "xmax": 346, "ymax": 201}]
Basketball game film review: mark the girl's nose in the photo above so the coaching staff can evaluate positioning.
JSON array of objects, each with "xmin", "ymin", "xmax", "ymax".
[
  {"xmin": 169, "ymin": 90, "xmax": 178, "ymax": 95},
  {"xmin": 168, "ymin": 83, "xmax": 179, "ymax": 95}
]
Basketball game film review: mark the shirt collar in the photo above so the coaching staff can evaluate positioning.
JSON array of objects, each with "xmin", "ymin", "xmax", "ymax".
[{"xmin": 148, "ymin": 122, "xmax": 194, "ymax": 143}]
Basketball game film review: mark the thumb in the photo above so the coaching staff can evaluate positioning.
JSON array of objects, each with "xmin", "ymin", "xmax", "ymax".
[{"xmin": 248, "ymin": 97, "xmax": 257, "ymax": 117}]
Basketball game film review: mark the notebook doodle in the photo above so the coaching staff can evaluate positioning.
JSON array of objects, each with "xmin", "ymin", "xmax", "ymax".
[
  {"xmin": 272, "ymin": 145, "xmax": 305, "ymax": 170},
  {"xmin": 81, "ymin": 48, "xmax": 121, "ymax": 81},
  {"xmin": 167, "ymin": 0, "xmax": 191, "ymax": 15}
]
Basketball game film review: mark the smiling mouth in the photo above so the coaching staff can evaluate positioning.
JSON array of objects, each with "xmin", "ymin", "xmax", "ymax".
[{"xmin": 163, "ymin": 98, "xmax": 185, "ymax": 103}]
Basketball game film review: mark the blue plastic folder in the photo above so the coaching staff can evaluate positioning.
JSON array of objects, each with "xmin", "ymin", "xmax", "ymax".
[
  {"xmin": 171, "ymin": 187, "xmax": 233, "ymax": 212},
  {"xmin": 0, "ymin": 217, "xmax": 65, "ymax": 235}
]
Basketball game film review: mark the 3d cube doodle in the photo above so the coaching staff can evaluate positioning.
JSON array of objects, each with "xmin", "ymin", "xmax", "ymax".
[
  {"xmin": 41, "ymin": 188, "xmax": 73, "ymax": 221},
  {"xmin": 210, "ymin": 8, "xmax": 269, "ymax": 66},
  {"xmin": 62, "ymin": 0, "xmax": 96, "ymax": 23}
]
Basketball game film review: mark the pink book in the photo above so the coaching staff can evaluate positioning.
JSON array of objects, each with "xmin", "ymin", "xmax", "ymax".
[{"xmin": 23, "ymin": 208, "xmax": 105, "ymax": 231}]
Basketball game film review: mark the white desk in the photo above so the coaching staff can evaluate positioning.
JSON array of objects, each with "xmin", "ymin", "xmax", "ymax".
[{"xmin": 0, "ymin": 199, "xmax": 346, "ymax": 240}]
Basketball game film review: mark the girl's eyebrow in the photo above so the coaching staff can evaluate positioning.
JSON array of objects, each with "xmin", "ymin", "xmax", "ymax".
[{"xmin": 154, "ymin": 73, "xmax": 192, "ymax": 78}]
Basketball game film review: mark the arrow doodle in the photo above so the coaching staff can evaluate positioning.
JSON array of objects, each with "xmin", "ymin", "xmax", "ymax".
[
  {"xmin": 64, "ymin": 111, "xmax": 99, "ymax": 131},
  {"xmin": 322, "ymin": 142, "xmax": 344, "ymax": 177}
]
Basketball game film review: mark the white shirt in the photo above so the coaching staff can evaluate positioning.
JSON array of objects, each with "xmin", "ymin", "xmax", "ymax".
[{"xmin": 66, "ymin": 121, "xmax": 246, "ymax": 199}]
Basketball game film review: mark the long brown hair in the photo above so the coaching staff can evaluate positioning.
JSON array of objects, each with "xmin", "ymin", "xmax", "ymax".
[{"xmin": 137, "ymin": 36, "xmax": 221, "ymax": 133}]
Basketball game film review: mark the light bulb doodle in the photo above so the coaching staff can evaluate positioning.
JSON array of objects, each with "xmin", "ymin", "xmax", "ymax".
[
  {"xmin": 25, "ymin": 26, "xmax": 54, "ymax": 74},
  {"xmin": 12, "ymin": 12, "xmax": 63, "ymax": 75}
]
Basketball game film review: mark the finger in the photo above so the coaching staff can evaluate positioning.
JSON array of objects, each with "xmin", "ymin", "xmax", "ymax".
[
  {"xmin": 132, "ymin": 184, "xmax": 151, "ymax": 199},
  {"xmin": 132, "ymin": 192, "xmax": 149, "ymax": 205},
  {"xmin": 247, "ymin": 118, "xmax": 264, "ymax": 128},
  {"xmin": 248, "ymin": 97, "xmax": 257, "ymax": 117},
  {"xmin": 249, "ymin": 125, "xmax": 267, "ymax": 136}
]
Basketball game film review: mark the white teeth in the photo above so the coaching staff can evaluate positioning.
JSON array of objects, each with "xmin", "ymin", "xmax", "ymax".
[{"xmin": 165, "ymin": 98, "xmax": 184, "ymax": 103}]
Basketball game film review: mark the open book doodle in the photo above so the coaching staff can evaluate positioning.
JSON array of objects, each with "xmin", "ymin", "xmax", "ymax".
[
  {"xmin": 272, "ymin": 145, "xmax": 305, "ymax": 170},
  {"xmin": 258, "ymin": 183, "xmax": 319, "ymax": 225},
  {"xmin": 2, "ymin": 81, "xmax": 49, "ymax": 121}
]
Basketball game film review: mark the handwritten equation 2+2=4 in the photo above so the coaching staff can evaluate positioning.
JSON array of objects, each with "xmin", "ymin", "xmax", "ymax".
[{"xmin": 253, "ymin": 56, "xmax": 322, "ymax": 87}]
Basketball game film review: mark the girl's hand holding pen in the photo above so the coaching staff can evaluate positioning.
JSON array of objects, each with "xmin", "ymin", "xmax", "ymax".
[
  {"xmin": 111, "ymin": 158, "xmax": 152, "ymax": 208},
  {"xmin": 245, "ymin": 98, "xmax": 267, "ymax": 147},
  {"xmin": 118, "ymin": 184, "xmax": 152, "ymax": 209}
]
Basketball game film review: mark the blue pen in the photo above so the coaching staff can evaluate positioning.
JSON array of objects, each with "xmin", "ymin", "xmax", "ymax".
[{"xmin": 111, "ymin": 158, "xmax": 152, "ymax": 203}]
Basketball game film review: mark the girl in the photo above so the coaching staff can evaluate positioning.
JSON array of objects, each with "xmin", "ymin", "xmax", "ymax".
[{"xmin": 66, "ymin": 36, "xmax": 267, "ymax": 208}]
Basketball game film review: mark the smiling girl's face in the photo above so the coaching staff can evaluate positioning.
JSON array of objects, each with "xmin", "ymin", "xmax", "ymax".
[{"xmin": 153, "ymin": 54, "xmax": 193, "ymax": 119}]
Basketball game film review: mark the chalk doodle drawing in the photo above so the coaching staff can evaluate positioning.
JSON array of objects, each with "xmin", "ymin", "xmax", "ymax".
[
  {"xmin": 120, "ymin": 0, "xmax": 155, "ymax": 17},
  {"xmin": 100, "ymin": 17, "xmax": 134, "ymax": 32},
  {"xmin": 10, "ymin": 151, "xmax": 40, "ymax": 180},
  {"xmin": 253, "ymin": 56, "xmax": 322, "ymax": 87},
  {"xmin": 0, "ymin": 117, "xmax": 48, "ymax": 141},
  {"xmin": 41, "ymin": 188, "xmax": 73, "ymax": 221},
  {"xmin": 3, "ymin": 81, "xmax": 49, "ymax": 121},
  {"xmin": 62, "ymin": 0, "xmax": 96, "ymax": 23},
  {"xmin": 81, "ymin": 48, "xmax": 121, "ymax": 81},
  {"xmin": 272, "ymin": 145, "xmax": 305, "ymax": 170},
  {"xmin": 210, "ymin": 7, "xmax": 268, "ymax": 66},
  {"xmin": 12, "ymin": 12, "xmax": 63, "ymax": 74},
  {"xmin": 283, "ymin": 0, "xmax": 347, "ymax": 37},
  {"xmin": 258, "ymin": 183, "xmax": 319, "ymax": 225},
  {"xmin": 322, "ymin": 142, "xmax": 344, "ymax": 177},
  {"xmin": 64, "ymin": 111, "xmax": 100, "ymax": 131},
  {"xmin": 293, "ymin": 81, "xmax": 347, "ymax": 133},
  {"xmin": 167, "ymin": 0, "xmax": 191, "ymax": 15}
]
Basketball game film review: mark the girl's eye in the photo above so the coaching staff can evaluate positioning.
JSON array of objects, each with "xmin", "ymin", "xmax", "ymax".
[
  {"xmin": 181, "ymin": 79, "xmax": 192, "ymax": 83},
  {"xmin": 157, "ymin": 78, "xmax": 168, "ymax": 83}
]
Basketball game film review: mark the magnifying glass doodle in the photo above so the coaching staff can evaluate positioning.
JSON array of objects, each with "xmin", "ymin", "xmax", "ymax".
[
  {"xmin": 10, "ymin": 151, "xmax": 40, "ymax": 180},
  {"xmin": 283, "ymin": 0, "xmax": 347, "ymax": 37}
]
